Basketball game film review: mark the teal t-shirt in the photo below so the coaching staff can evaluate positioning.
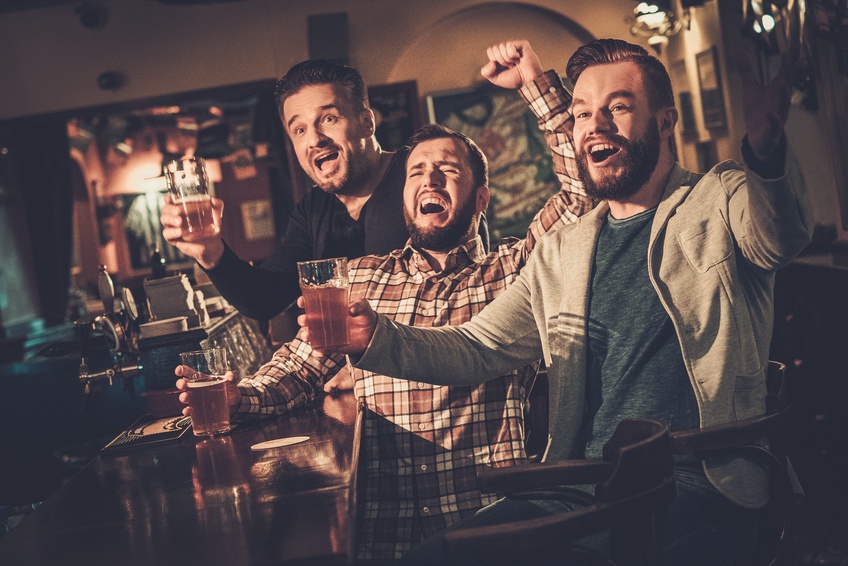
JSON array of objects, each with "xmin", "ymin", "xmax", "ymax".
[{"xmin": 582, "ymin": 208, "xmax": 699, "ymax": 460}]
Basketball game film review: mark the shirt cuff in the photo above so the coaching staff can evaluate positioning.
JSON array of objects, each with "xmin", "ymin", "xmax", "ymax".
[{"xmin": 519, "ymin": 70, "xmax": 572, "ymax": 122}]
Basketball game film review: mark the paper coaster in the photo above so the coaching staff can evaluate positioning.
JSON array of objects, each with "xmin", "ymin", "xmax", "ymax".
[{"xmin": 250, "ymin": 436, "xmax": 310, "ymax": 451}]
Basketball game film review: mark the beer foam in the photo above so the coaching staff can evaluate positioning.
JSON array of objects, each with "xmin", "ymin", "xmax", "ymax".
[
  {"xmin": 250, "ymin": 436, "xmax": 310, "ymax": 451},
  {"xmin": 186, "ymin": 379, "xmax": 224, "ymax": 389},
  {"xmin": 175, "ymin": 193, "xmax": 211, "ymax": 203}
]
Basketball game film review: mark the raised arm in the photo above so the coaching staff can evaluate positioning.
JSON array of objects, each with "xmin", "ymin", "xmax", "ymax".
[
  {"xmin": 731, "ymin": 49, "xmax": 812, "ymax": 268},
  {"xmin": 482, "ymin": 40, "xmax": 596, "ymax": 261}
]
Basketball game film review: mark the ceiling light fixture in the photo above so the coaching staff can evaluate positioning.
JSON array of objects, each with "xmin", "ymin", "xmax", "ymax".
[{"xmin": 630, "ymin": 1, "xmax": 689, "ymax": 40}]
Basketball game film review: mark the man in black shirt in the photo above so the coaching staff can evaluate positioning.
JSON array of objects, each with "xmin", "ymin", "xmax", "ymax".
[{"xmin": 161, "ymin": 60, "xmax": 413, "ymax": 321}]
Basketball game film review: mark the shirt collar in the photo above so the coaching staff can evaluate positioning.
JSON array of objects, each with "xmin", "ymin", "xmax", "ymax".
[{"xmin": 396, "ymin": 236, "xmax": 485, "ymax": 276}]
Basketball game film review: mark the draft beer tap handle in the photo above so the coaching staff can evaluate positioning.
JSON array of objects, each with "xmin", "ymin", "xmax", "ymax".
[
  {"xmin": 75, "ymin": 319, "xmax": 92, "ymax": 365},
  {"xmin": 98, "ymin": 264, "xmax": 115, "ymax": 315}
]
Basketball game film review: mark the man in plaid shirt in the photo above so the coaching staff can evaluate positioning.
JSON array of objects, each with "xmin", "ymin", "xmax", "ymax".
[{"xmin": 176, "ymin": 54, "xmax": 592, "ymax": 563}]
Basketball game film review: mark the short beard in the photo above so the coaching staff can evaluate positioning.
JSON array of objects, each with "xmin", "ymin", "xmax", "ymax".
[
  {"xmin": 313, "ymin": 149, "xmax": 370, "ymax": 196},
  {"xmin": 405, "ymin": 193, "xmax": 478, "ymax": 253},
  {"xmin": 576, "ymin": 121, "xmax": 661, "ymax": 201}
]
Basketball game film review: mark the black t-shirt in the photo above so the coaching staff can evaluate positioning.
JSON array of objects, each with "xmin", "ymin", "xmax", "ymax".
[{"xmin": 206, "ymin": 148, "xmax": 411, "ymax": 320}]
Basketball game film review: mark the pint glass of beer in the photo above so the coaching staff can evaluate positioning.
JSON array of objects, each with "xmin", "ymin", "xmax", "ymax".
[
  {"xmin": 164, "ymin": 156, "xmax": 217, "ymax": 241},
  {"xmin": 179, "ymin": 347, "xmax": 231, "ymax": 437},
  {"xmin": 297, "ymin": 257, "xmax": 350, "ymax": 350}
]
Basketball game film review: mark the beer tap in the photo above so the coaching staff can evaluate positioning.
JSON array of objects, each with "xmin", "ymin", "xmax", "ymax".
[{"xmin": 77, "ymin": 266, "xmax": 143, "ymax": 411}]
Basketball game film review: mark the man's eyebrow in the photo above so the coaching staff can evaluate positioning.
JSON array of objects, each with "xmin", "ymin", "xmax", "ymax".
[
  {"xmin": 286, "ymin": 103, "xmax": 338, "ymax": 129},
  {"xmin": 569, "ymin": 90, "xmax": 636, "ymax": 112}
]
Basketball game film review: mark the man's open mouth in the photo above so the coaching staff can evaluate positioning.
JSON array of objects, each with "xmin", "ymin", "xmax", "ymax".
[
  {"xmin": 419, "ymin": 197, "xmax": 447, "ymax": 215},
  {"xmin": 588, "ymin": 143, "xmax": 620, "ymax": 163},
  {"xmin": 315, "ymin": 152, "xmax": 339, "ymax": 170}
]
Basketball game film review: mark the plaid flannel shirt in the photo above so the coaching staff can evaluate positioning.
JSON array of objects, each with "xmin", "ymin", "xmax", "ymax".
[{"xmin": 233, "ymin": 73, "xmax": 590, "ymax": 564}]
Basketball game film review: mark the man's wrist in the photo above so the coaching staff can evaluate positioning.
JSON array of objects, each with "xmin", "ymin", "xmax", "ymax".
[{"xmin": 198, "ymin": 239, "xmax": 225, "ymax": 270}]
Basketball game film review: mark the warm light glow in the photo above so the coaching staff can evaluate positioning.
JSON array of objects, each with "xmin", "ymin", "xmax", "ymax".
[
  {"xmin": 638, "ymin": 11, "xmax": 669, "ymax": 27},
  {"xmin": 630, "ymin": 1, "xmax": 687, "ymax": 39},
  {"xmin": 636, "ymin": 2, "xmax": 660, "ymax": 14},
  {"xmin": 762, "ymin": 14, "xmax": 776, "ymax": 31}
]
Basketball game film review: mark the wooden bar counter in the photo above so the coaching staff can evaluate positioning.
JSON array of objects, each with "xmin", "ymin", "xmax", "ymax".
[{"xmin": 0, "ymin": 392, "xmax": 363, "ymax": 565}]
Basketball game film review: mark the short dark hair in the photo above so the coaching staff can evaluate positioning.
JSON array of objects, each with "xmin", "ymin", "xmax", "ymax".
[
  {"xmin": 406, "ymin": 124, "xmax": 488, "ymax": 189},
  {"xmin": 273, "ymin": 59, "xmax": 369, "ymax": 119},
  {"xmin": 566, "ymin": 39, "xmax": 674, "ymax": 111}
]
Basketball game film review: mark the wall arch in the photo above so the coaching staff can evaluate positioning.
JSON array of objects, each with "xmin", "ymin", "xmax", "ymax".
[{"xmin": 386, "ymin": 2, "xmax": 596, "ymax": 98}]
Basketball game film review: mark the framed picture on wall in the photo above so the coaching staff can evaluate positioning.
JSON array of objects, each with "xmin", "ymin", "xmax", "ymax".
[
  {"xmin": 425, "ymin": 83, "xmax": 561, "ymax": 240},
  {"xmin": 696, "ymin": 47, "xmax": 727, "ymax": 130},
  {"xmin": 671, "ymin": 60, "xmax": 697, "ymax": 137},
  {"xmin": 368, "ymin": 80, "xmax": 423, "ymax": 151}
]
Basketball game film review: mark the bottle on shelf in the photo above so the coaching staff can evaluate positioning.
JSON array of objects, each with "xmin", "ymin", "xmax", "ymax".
[{"xmin": 150, "ymin": 246, "xmax": 167, "ymax": 279}]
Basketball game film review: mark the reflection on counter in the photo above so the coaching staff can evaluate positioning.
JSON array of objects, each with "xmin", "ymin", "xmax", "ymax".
[{"xmin": 0, "ymin": 305, "xmax": 273, "ymax": 508}]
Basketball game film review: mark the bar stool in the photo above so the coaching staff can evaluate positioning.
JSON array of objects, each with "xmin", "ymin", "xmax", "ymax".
[
  {"xmin": 444, "ymin": 418, "xmax": 676, "ymax": 566},
  {"xmin": 670, "ymin": 361, "xmax": 802, "ymax": 566}
]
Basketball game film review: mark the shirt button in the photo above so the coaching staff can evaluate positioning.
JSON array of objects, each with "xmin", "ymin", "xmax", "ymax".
[
  {"xmin": 420, "ymin": 464, "xmax": 428, "ymax": 471},
  {"xmin": 417, "ymin": 382, "xmax": 427, "ymax": 389},
  {"xmin": 418, "ymin": 423, "xmax": 427, "ymax": 430},
  {"xmin": 549, "ymin": 86, "xmax": 557, "ymax": 93},
  {"xmin": 422, "ymin": 506, "xmax": 431, "ymax": 514}
]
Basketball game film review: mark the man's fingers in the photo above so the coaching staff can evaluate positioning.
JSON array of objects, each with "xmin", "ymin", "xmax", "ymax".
[
  {"xmin": 486, "ymin": 42, "xmax": 520, "ymax": 67},
  {"xmin": 348, "ymin": 298, "xmax": 370, "ymax": 316},
  {"xmin": 480, "ymin": 60, "xmax": 499, "ymax": 80},
  {"xmin": 162, "ymin": 226, "xmax": 184, "ymax": 242}
]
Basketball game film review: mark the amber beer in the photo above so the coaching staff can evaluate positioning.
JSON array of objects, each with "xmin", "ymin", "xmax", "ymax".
[
  {"xmin": 186, "ymin": 377, "xmax": 230, "ymax": 436},
  {"xmin": 301, "ymin": 284, "xmax": 350, "ymax": 349},
  {"xmin": 297, "ymin": 258, "xmax": 350, "ymax": 350},
  {"xmin": 176, "ymin": 193, "xmax": 216, "ymax": 240},
  {"xmin": 180, "ymin": 348, "xmax": 231, "ymax": 437}
]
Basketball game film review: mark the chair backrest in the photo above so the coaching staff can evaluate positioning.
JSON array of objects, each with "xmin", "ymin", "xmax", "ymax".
[
  {"xmin": 670, "ymin": 360, "xmax": 799, "ymax": 566},
  {"xmin": 444, "ymin": 418, "xmax": 676, "ymax": 566}
]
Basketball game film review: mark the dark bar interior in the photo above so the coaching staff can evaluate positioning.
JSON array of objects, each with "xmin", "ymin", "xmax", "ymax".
[{"xmin": 1, "ymin": 1, "xmax": 847, "ymax": 564}]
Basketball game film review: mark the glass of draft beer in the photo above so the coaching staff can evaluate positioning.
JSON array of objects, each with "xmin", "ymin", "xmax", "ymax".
[
  {"xmin": 179, "ymin": 347, "xmax": 230, "ymax": 437},
  {"xmin": 164, "ymin": 156, "xmax": 217, "ymax": 241},
  {"xmin": 297, "ymin": 257, "xmax": 350, "ymax": 350}
]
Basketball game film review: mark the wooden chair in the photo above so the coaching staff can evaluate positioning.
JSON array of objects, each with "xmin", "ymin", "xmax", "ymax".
[
  {"xmin": 444, "ymin": 418, "xmax": 676, "ymax": 566},
  {"xmin": 670, "ymin": 360, "xmax": 801, "ymax": 566}
]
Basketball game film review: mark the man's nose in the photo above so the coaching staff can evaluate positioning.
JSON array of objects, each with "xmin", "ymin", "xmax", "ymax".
[
  {"xmin": 587, "ymin": 109, "xmax": 614, "ymax": 134},
  {"xmin": 422, "ymin": 169, "xmax": 444, "ymax": 188},
  {"xmin": 307, "ymin": 126, "xmax": 330, "ymax": 147}
]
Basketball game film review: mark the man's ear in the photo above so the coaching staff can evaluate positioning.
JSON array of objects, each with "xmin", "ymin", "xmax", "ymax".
[
  {"xmin": 658, "ymin": 106, "xmax": 678, "ymax": 140},
  {"xmin": 361, "ymin": 108, "xmax": 376, "ymax": 136},
  {"xmin": 476, "ymin": 185, "xmax": 490, "ymax": 213}
]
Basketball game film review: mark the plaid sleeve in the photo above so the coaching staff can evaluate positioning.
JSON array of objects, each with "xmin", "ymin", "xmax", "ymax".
[
  {"xmin": 233, "ymin": 338, "xmax": 344, "ymax": 421},
  {"xmin": 517, "ymin": 70, "xmax": 597, "ymax": 262}
]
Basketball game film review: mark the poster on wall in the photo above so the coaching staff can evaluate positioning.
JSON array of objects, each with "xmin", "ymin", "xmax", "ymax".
[
  {"xmin": 696, "ymin": 47, "xmax": 727, "ymax": 131},
  {"xmin": 368, "ymin": 81, "xmax": 423, "ymax": 151},
  {"xmin": 425, "ymin": 84, "xmax": 560, "ymax": 240}
]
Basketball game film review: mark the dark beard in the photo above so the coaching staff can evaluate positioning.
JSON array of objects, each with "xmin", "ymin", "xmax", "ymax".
[
  {"xmin": 575, "ymin": 121, "xmax": 661, "ymax": 201},
  {"xmin": 315, "ymin": 150, "xmax": 369, "ymax": 195},
  {"xmin": 405, "ymin": 193, "xmax": 478, "ymax": 253}
]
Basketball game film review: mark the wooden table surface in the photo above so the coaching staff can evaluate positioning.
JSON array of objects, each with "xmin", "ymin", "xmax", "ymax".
[{"xmin": 0, "ymin": 392, "xmax": 362, "ymax": 566}]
